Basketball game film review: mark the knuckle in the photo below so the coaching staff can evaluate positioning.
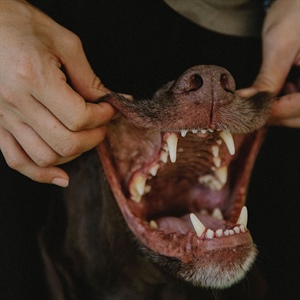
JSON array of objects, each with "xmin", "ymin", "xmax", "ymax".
[
  {"xmin": 5, "ymin": 155, "xmax": 24, "ymax": 171},
  {"xmin": 63, "ymin": 31, "xmax": 83, "ymax": 52},
  {"xmin": 35, "ymin": 151, "xmax": 59, "ymax": 168},
  {"xmin": 57, "ymin": 137, "xmax": 82, "ymax": 158}
]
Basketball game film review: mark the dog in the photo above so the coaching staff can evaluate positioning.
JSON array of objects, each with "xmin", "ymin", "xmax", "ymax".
[{"xmin": 40, "ymin": 65, "xmax": 272, "ymax": 299}]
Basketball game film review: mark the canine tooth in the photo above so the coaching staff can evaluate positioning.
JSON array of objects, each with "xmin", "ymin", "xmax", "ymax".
[
  {"xmin": 160, "ymin": 151, "xmax": 168, "ymax": 163},
  {"xmin": 149, "ymin": 220, "xmax": 158, "ymax": 229},
  {"xmin": 215, "ymin": 166, "xmax": 227, "ymax": 185},
  {"xmin": 212, "ymin": 208, "xmax": 224, "ymax": 220},
  {"xmin": 191, "ymin": 129, "xmax": 198, "ymax": 134},
  {"xmin": 190, "ymin": 213, "xmax": 206, "ymax": 237},
  {"xmin": 149, "ymin": 164, "xmax": 160, "ymax": 176},
  {"xmin": 211, "ymin": 145, "xmax": 219, "ymax": 157},
  {"xmin": 224, "ymin": 229, "xmax": 229, "ymax": 236},
  {"xmin": 216, "ymin": 229, "xmax": 223, "ymax": 237},
  {"xmin": 220, "ymin": 131, "xmax": 235, "ymax": 155},
  {"xmin": 236, "ymin": 206, "xmax": 248, "ymax": 228},
  {"xmin": 129, "ymin": 174, "xmax": 147, "ymax": 203},
  {"xmin": 166, "ymin": 133, "xmax": 178, "ymax": 163},
  {"xmin": 181, "ymin": 130, "xmax": 188, "ymax": 137},
  {"xmin": 213, "ymin": 157, "xmax": 221, "ymax": 168},
  {"xmin": 205, "ymin": 229, "xmax": 214, "ymax": 239},
  {"xmin": 229, "ymin": 229, "xmax": 235, "ymax": 235},
  {"xmin": 233, "ymin": 226, "xmax": 240, "ymax": 234}
]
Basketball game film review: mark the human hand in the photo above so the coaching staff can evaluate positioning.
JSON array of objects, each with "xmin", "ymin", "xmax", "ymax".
[
  {"xmin": 238, "ymin": 0, "xmax": 300, "ymax": 128},
  {"xmin": 0, "ymin": 0, "xmax": 116, "ymax": 187}
]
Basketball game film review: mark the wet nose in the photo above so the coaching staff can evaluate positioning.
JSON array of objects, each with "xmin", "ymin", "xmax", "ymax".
[{"xmin": 171, "ymin": 65, "xmax": 236, "ymax": 105}]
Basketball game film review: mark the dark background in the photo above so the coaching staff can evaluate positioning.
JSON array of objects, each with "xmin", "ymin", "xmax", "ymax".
[{"xmin": 1, "ymin": 1, "xmax": 299, "ymax": 299}]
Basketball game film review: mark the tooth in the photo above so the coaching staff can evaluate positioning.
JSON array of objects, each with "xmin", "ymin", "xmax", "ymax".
[
  {"xmin": 224, "ymin": 229, "xmax": 229, "ymax": 236},
  {"xmin": 160, "ymin": 151, "xmax": 168, "ymax": 163},
  {"xmin": 144, "ymin": 185, "xmax": 151, "ymax": 194},
  {"xmin": 205, "ymin": 229, "xmax": 214, "ymax": 239},
  {"xmin": 149, "ymin": 164, "xmax": 160, "ymax": 176},
  {"xmin": 236, "ymin": 206, "xmax": 248, "ymax": 228},
  {"xmin": 166, "ymin": 133, "xmax": 178, "ymax": 163},
  {"xmin": 149, "ymin": 220, "xmax": 158, "ymax": 229},
  {"xmin": 190, "ymin": 213, "xmax": 206, "ymax": 237},
  {"xmin": 212, "ymin": 208, "xmax": 224, "ymax": 220},
  {"xmin": 233, "ymin": 226, "xmax": 240, "ymax": 234},
  {"xmin": 213, "ymin": 157, "xmax": 221, "ymax": 168},
  {"xmin": 220, "ymin": 131, "xmax": 235, "ymax": 155},
  {"xmin": 129, "ymin": 174, "xmax": 147, "ymax": 203},
  {"xmin": 240, "ymin": 224, "xmax": 246, "ymax": 233},
  {"xmin": 215, "ymin": 166, "xmax": 227, "ymax": 185},
  {"xmin": 200, "ymin": 129, "xmax": 207, "ymax": 134},
  {"xmin": 211, "ymin": 145, "xmax": 219, "ymax": 157},
  {"xmin": 229, "ymin": 230, "xmax": 235, "ymax": 235},
  {"xmin": 198, "ymin": 174, "xmax": 223, "ymax": 190},
  {"xmin": 216, "ymin": 229, "xmax": 223, "ymax": 237},
  {"xmin": 208, "ymin": 128, "xmax": 214, "ymax": 133},
  {"xmin": 191, "ymin": 129, "xmax": 198, "ymax": 134},
  {"xmin": 181, "ymin": 130, "xmax": 188, "ymax": 137}
]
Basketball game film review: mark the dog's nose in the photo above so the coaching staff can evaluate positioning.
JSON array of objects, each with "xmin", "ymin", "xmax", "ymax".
[{"xmin": 170, "ymin": 65, "xmax": 236, "ymax": 105}]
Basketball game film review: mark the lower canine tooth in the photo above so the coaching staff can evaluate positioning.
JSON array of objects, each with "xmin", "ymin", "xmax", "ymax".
[
  {"xmin": 166, "ymin": 133, "xmax": 178, "ymax": 163},
  {"xmin": 190, "ymin": 213, "xmax": 206, "ymax": 237},
  {"xmin": 236, "ymin": 206, "xmax": 248, "ymax": 228}
]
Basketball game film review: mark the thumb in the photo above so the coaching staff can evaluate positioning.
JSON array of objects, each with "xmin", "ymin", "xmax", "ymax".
[{"xmin": 56, "ymin": 30, "xmax": 109, "ymax": 101}]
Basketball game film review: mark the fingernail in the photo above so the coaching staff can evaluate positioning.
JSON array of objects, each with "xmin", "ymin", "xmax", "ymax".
[{"xmin": 52, "ymin": 177, "xmax": 69, "ymax": 188}]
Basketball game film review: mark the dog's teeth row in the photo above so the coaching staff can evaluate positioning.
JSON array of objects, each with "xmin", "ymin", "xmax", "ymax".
[
  {"xmin": 180, "ymin": 128, "xmax": 216, "ymax": 137},
  {"xmin": 149, "ymin": 206, "xmax": 248, "ymax": 239}
]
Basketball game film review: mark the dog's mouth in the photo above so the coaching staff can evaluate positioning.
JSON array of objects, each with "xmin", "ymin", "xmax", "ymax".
[{"xmin": 98, "ymin": 119, "xmax": 267, "ymax": 288}]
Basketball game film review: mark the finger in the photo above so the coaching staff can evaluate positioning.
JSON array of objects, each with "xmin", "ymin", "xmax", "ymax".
[
  {"xmin": 31, "ymin": 66, "xmax": 116, "ymax": 131},
  {"xmin": 52, "ymin": 26, "xmax": 109, "ymax": 101},
  {"xmin": 0, "ymin": 129, "xmax": 69, "ymax": 186},
  {"xmin": 269, "ymin": 116, "xmax": 300, "ymax": 128}
]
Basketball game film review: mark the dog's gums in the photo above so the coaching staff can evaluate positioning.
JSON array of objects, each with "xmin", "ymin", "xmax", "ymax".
[{"xmin": 97, "ymin": 65, "xmax": 273, "ymax": 289}]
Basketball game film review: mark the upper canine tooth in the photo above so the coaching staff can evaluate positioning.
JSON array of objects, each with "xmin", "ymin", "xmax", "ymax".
[
  {"xmin": 212, "ymin": 208, "xmax": 224, "ymax": 220},
  {"xmin": 129, "ymin": 173, "xmax": 147, "ymax": 203},
  {"xmin": 190, "ymin": 213, "xmax": 206, "ymax": 237},
  {"xmin": 220, "ymin": 131, "xmax": 235, "ymax": 155},
  {"xmin": 215, "ymin": 166, "xmax": 228, "ymax": 185},
  {"xmin": 236, "ymin": 206, "xmax": 248, "ymax": 228},
  {"xmin": 166, "ymin": 133, "xmax": 178, "ymax": 163},
  {"xmin": 181, "ymin": 129, "xmax": 188, "ymax": 137}
]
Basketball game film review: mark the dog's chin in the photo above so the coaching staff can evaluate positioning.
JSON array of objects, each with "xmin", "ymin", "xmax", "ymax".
[{"xmin": 97, "ymin": 120, "xmax": 267, "ymax": 289}]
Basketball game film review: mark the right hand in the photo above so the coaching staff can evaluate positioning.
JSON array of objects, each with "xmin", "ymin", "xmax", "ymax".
[{"xmin": 0, "ymin": 0, "xmax": 116, "ymax": 187}]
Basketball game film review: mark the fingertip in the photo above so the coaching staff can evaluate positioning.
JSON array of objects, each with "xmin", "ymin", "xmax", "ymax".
[
  {"xmin": 236, "ymin": 87, "xmax": 258, "ymax": 98},
  {"xmin": 51, "ymin": 177, "xmax": 69, "ymax": 188}
]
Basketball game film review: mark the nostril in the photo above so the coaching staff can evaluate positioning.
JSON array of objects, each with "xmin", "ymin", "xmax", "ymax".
[
  {"xmin": 220, "ymin": 73, "xmax": 234, "ymax": 94},
  {"xmin": 189, "ymin": 74, "xmax": 203, "ymax": 91}
]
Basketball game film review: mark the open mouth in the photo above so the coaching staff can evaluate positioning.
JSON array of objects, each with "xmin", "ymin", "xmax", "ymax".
[
  {"xmin": 97, "ymin": 65, "xmax": 272, "ymax": 288},
  {"xmin": 98, "ymin": 122, "xmax": 267, "ymax": 288}
]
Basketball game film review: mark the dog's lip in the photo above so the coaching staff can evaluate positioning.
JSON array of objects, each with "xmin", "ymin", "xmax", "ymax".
[{"xmin": 97, "ymin": 127, "xmax": 266, "ymax": 262}]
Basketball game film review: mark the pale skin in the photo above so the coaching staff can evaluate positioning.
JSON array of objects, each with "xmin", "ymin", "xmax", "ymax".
[{"xmin": 0, "ymin": 0, "xmax": 299, "ymax": 187}]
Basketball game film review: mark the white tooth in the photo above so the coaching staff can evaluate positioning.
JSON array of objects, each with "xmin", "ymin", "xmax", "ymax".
[
  {"xmin": 215, "ymin": 166, "xmax": 227, "ymax": 185},
  {"xmin": 220, "ymin": 131, "xmax": 235, "ymax": 155},
  {"xmin": 236, "ymin": 206, "xmax": 248, "ymax": 228},
  {"xmin": 149, "ymin": 220, "xmax": 158, "ymax": 229},
  {"xmin": 129, "ymin": 174, "xmax": 147, "ymax": 203},
  {"xmin": 233, "ymin": 226, "xmax": 240, "ymax": 234},
  {"xmin": 224, "ymin": 229, "xmax": 229, "ymax": 236},
  {"xmin": 190, "ymin": 213, "xmax": 206, "ymax": 237},
  {"xmin": 166, "ymin": 133, "xmax": 178, "ymax": 163},
  {"xmin": 144, "ymin": 185, "xmax": 151, "ymax": 194},
  {"xmin": 191, "ymin": 129, "xmax": 198, "ymax": 134},
  {"xmin": 216, "ymin": 229, "xmax": 223, "ymax": 237},
  {"xmin": 198, "ymin": 174, "xmax": 223, "ymax": 190},
  {"xmin": 229, "ymin": 229, "xmax": 235, "ymax": 235},
  {"xmin": 200, "ymin": 209, "xmax": 208, "ymax": 215},
  {"xmin": 205, "ymin": 229, "xmax": 214, "ymax": 239},
  {"xmin": 149, "ymin": 164, "xmax": 160, "ymax": 176},
  {"xmin": 213, "ymin": 157, "xmax": 221, "ymax": 168},
  {"xmin": 212, "ymin": 208, "xmax": 224, "ymax": 220},
  {"xmin": 208, "ymin": 128, "xmax": 214, "ymax": 133},
  {"xmin": 216, "ymin": 139, "xmax": 222, "ymax": 145},
  {"xmin": 160, "ymin": 151, "xmax": 168, "ymax": 163},
  {"xmin": 240, "ymin": 224, "xmax": 246, "ymax": 233},
  {"xmin": 181, "ymin": 129, "xmax": 188, "ymax": 137},
  {"xmin": 211, "ymin": 145, "xmax": 219, "ymax": 157},
  {"xmin": 200, "ymin": 129, "xmax": 207, "ymax": 134}
]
